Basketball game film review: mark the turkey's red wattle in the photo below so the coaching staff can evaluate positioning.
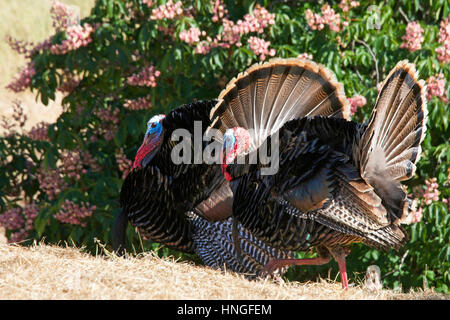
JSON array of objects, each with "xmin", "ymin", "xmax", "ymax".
[
  {"xmin": 222, "ymin": 163, "xmax": 232, "ymax": 181},
  {"xmin": 133, "ymin": 143, "xmax": 152, "ymax": 169}
]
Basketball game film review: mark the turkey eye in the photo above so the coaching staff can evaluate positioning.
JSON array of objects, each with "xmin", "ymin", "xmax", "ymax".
[{"xmin": 151, "ymin": 123, "xmax": 157, "ymax": 128}]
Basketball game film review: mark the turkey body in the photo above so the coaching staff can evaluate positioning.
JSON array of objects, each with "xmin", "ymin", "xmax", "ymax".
[
  {"xmin": 113, "ymin": 100, "xmax": 293, "ymax": 277},
  {"xmin": 229, "ymin": 117, "xmax": 402, "ymax": 253},
  {"xmin": 116, "ymin": 100, "xmax": 227, "ymax": 254},
  {"xmin": 222, "ymin": 60, "xmax": 427, "ymax": 288},
  {"xmin": 114, "ymin": 57, "xmax": 353, "ymax": 277}
]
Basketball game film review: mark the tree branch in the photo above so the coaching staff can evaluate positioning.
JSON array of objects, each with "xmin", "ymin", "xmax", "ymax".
[
  {"xmin": 398, "ymin": 7, "xmax": 410, "ymax": 24},
  {"xmin": 355, "ymin": 39, "xmax": 380, "ymax": 86}
]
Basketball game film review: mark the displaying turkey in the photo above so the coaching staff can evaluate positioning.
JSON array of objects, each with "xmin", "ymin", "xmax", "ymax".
[
  {"xmin": 217, "ymin": 59, "xmax": 427, "ymax": 289},
  {"xmin": 112, "ymin": 100, "xmax": 292, "ymax": 276},
  {"xmin": 113, "ymin": 100, "xmax": 227, "ymax": 255},
  {"xmin": 113, "ymin": 57, "xmax": 351, "ymax": 278}
]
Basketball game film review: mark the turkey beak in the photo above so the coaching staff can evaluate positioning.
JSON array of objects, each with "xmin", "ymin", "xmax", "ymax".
[{"xmin": 133, "ymin": 134, "xmax": 155, "ymax": 169}]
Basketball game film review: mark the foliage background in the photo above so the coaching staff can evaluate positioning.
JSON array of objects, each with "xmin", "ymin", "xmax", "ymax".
[{"xmin": 0, "ymin": 0, "xmax": 448, "ymax": 293}]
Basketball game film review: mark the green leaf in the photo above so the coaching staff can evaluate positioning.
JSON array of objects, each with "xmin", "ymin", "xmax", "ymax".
[
  {"xmin": 42, "ymin": 147, "xmax": 58, "ymax": 170},
  {"xmin": 34, "ymin": 209, "xmax": 49, "ymax": 238}
]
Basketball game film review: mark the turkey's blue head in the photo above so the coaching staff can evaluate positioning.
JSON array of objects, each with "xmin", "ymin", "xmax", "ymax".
[
  {"xmin": 221, "ymin": 127, "xmax": 250, "ymax": 181},
  {"xmin": 133, "ymin": 114, "xmax": 166, "ymax": 169}
]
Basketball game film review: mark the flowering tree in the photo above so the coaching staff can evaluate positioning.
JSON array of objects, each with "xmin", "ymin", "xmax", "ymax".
[{"xmin": 1, "ymin": 0, "xmax": 449, "ymax": 293}]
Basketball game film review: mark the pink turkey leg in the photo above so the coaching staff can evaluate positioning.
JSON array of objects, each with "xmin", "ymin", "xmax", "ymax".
[
  {"xmin": 261, "ymin": 257, "xmax": 331, "ymax": 276},
  {"xmin": 329, "ymin": 247, "xmax": 350, "ymax": 290}
]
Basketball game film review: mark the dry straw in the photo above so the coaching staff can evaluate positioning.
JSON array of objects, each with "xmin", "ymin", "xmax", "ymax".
[{"xmin": 0, "ymin": 241, "xmax": 447, "ymax": 300}]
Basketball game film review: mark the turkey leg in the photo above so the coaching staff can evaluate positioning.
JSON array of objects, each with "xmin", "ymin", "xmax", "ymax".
[
  {"xmin": 260, "ymin": 246, "xmax": 350, "ymax": 290},
  {"xmin": 328, "ymin": 246, "xmax": 350, "ymax": 290},
  {"xmin": 261, "ymin": 256, "xmax": 332, "ymax": 276}
]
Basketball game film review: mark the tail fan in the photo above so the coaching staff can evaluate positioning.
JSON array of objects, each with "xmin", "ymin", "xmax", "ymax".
[
  {"xmin": 207, "ymin": 58, "xmax": 350, "ymax": 153},
  {"xmin": 356, "ymin": 60, "xmax": 427, "ymax": 223}
]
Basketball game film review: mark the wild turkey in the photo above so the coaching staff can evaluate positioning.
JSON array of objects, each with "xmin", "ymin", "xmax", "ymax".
[
  {"xmin": 216, "ymin": 59, "xmax": 427, "ymax": 289},
  {"xmin": 113, "ymin": 100, "xmax": 226, "ymax": 255},
  {"xmin": 112, "ymin": 100, "xmax": 292, "ymax": 276},
  {"xmin": 113, "ymin": 57, "xmax": 350, "ymax": 277}
]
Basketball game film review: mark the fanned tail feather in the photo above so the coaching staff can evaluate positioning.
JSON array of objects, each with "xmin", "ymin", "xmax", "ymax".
[
  {"xmin": 208, "ymin": 58, "xmax": 350, "ymax": 152},
  {"xmin": 356, "ymin": 60, "xmax": 427, "ymax": 223}
]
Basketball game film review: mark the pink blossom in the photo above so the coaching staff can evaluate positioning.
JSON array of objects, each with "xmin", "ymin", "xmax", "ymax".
[
  {"xmin": 50, "ymin": 23, "xmax": 95, "ymax": 55},
  {"xmin": 400, "ymin": 21, "xmax": 424, "ymax": 52},
  {"xmin": 158, "ymin": 25, "xmax": 176, "ymax": 38},
  {"xmin": 28, "ymin": 121, "xmax": 50, "ymax": 141},
  {"xmin": 179, "ymin": 27, "xmax": 204, "ymax": 45},
  {"xmin": 189, "ymin": 4, "xmax": 275, "ymax": 55},
  {"xmin": 150, "ymin": 1, "xmax": 183, "ymax": 20},
  {"xmin": 248, "ymin": 37, "xmax": 276, "ymax": 61},
  {"xmin": 37, "ymin": 166, "xmax": 68, "ymax": 200},
  {"xmin": 348, "ymin": 94, "xmax": 367, "ymax": 115},
  {"xmin": 220, "ymin": 18, "xmax": 242, "ymax": 46},
  {"xmin": 211, "ymin": 0, "xmax": 228, "ymax": 22},
  {"xmin": 339, "ymin": 0, "xmax": 360, "ymax": 13},
  {"xmin": 80, "ymin": 149, "xmax": 102, "ymax": 172},
  {"xmin": 22, "ymin": 203, "xmax": 40, "ymax": 232},
  {"xmin": 39, "ymin": 151, "xmax": 99, "ymax": 194},
  {"xmin": 11, "ymin": 101, "xmax": 27, "ymax": 128},
  {"xmin": 426, "ymin": 73, "xmax": 448, "ymax": 102},
  {"xmin": 6, "ymin": 62, "xmax": 36, "ymax": 93},
  {"xmin": 297, "ymin": 52, "xmax": 313, "ymax": 60},
  {"xmin": 443, "ymin": 197, "xmax": 450, "ymax": 210},
  {"xmin": 305, "ymin": 9, "xmax": 325, "ymax": 31},
  {"xmin": 410, "ymin": 177, "xmax": 448, "ymax": 224},
  {"xmin": 58, "ymin": 73, "xmax": 81, "ymax": 93},
  {"xmin": 0, "ymin": 208, "xmax": 24, "ymax": 231},
  {"xmin": 95, "ymin": 107, "xmax": 120, "ymax": 124},
  {"xmin": 60, "ymin": 149, "xmax": 88, "ymax": 180},
  {"xmin": 142, "ymin": 0, "xmax": 154, "ymax": 7},
  {"xmin": 321, "ymin": 4, "xmax": 341, "ymax": 32},
  {"xmin": 6, "ymin": 35, "xmax": 52, "ymax": 59},
  {"xmin": 124, "ymin": 95, "xmax": 153, "ymax": 110},
  {"xmin": 412, "ymin": 207, "xmax": 423, "ymax": 223},
  {"xmin": 436, "ymin": 15, "xmax": 450, "ymax": 64},
  {"xmin": 0, "ymin": 203, "xmax": 40, "ymax": 243},
  {"xmin": 5, "ymin": 36, "xmax": 32, "ymax": 56},
  {"xmin": 0, "ymin": 101, "xmax": 27, "ymax": 136},
  {"xmin": 94, "ymin": 107, "xmax": 120, "ymax": 141},
  {"xmin": 305, "ymin": 4, "xmax": 343, "ymax": 32},
  {"xmin": 127, "ymin": 66, "xmax": 160, "ymax": 87},
  {"xmin": 422, "ymin": 178, "xmax": 440, "ymax": 205},
  {"xmin": 5, "ymin": 1, "xmax": 85, "ymax": 94},
  {"xmin": 240, "ymin": 4, "xmax": 276, "ymax": 34},
  {"xmin": 50, "ymin": 0, "xmax": 79, "ymax": 31},
  {"xmin": 55, "ymin": 200, "xmax": 95, "ymax": 227},
  {"xmin": 214, "ymin": 4, "xmax": 275, "ymax": 48},
  {"xmin": 195, "ymin": 41, "xmax": 212, "ymax": 54},
  {"xmin": 224, "ymin": 4, "xmax": 276, "ymax": 37},
  {"xmin": 116, "ymin": 149, "xmax": 132, "ymax": 179},
  {"xmin": 0, "ymin": 116, "xmax": 15, "ymax": 135},
  {"xmin": 5, "ymin": 35, "xmax": 52, "ymax": 59}
]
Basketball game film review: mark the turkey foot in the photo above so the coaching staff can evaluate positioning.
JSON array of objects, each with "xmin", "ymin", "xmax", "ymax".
[
  {"xmin": 259, "ymin": 256, "xmax": 331, "ymax": 277},
  {"xmin": 329, "ymin": 246, "xmax": 350, "ymax": 290}
]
